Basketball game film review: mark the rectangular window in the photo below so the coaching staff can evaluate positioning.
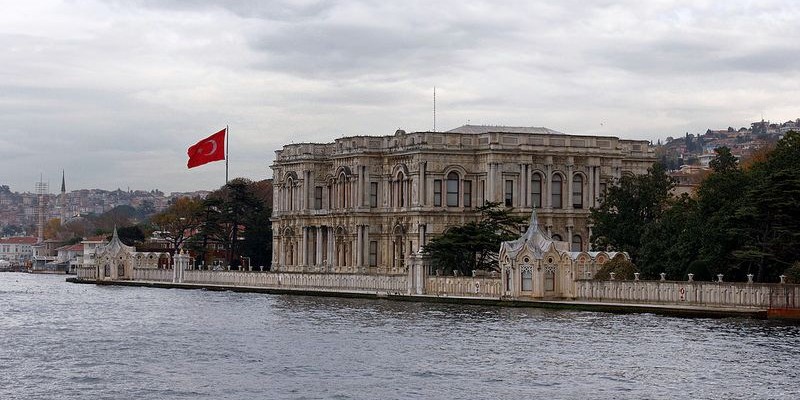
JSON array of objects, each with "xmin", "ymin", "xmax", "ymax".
[
  {"xmin": 369, "ymin": 182, "xmax": 378, "ymax": 208},
  {"xmin": 479, "ymin": 180, "xmax": 485, "ymax": 206},
  {"xmin": 369, "ymin": 241, "xmax": 378, "ymax": 267},
  {"xmin": 531, "ymin": 175, "xmax": 542, "ymax": 208},
  {"xmin": 314, "ymin": 186, "xmax": 323, "ymax": 210},
  {"xmin": 552, "ymin": 176, "xmax": 563, "ymax": 209},
  {"xmin": 433, "ymin": 179, "xmax": 442, "ymax": 207},
  {"xmin": 572, "ymin": 182, "xmax": 583, "ymax": 209},
  {"xmin": 505, "ymin": 180, "xmax": 513, "ymax": 207},
  {"xmin": 463, "ymin": 180, "xmax": 472, "ymax": 208},
  {"xmin": 446, "ymin": 178, "xmax": 459, "ymax": 207}
]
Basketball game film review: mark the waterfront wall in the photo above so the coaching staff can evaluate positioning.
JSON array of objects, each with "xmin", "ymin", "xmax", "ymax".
[
  {"xmin": 574, "ymin": 280, "xmax": 800, "ymax": 309},
  {"xmin": 181, "ymin": 270, "xmax": 408, "ymax": 293},
  {"xmin": 425, "ymin": 276, "xmax": 502, "ymax": 298},
  {"xmin": 77, "ymin": 264, "xmax": 800, "ymax": 311}
]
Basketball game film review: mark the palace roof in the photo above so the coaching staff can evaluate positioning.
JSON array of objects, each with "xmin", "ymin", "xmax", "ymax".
[{"xmin": 446, "ymin": 124, "xmax": 565, "ymax": 135}]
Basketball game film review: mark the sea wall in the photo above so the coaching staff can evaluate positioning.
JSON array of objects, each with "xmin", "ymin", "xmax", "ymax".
[
  {"xmin": 573, "ymin": 279, "xmax": 800, "ymax": 309},
  {"xmin": 181, "ymin": 270, "xmax": 408, "ymax": 293},
  {"xmin": 78, "ymin": 265, "xmax": 800, "ymax": 312},
  {"xmin": 425, "ymin": 276, "xmax": 502, "ymax": 298}
]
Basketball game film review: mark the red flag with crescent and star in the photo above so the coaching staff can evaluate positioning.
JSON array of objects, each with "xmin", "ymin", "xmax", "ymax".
[{"xmin": 187, "ymin": 128, "xmax": 226, "ymax": 168}]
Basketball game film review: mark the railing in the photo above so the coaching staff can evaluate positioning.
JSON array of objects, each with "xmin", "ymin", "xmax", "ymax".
[
  {"xmin": 574, "ymin": 280, "xmax": 800, "ymax": 309},
  {"xmin": 425, "ymin": 276, "xmax": 502, "ymax": 298}
]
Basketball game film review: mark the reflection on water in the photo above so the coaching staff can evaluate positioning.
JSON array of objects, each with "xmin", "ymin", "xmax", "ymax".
[{"xmin": 1, "ymin": 273, "xmax": 799, "ymax": 399}]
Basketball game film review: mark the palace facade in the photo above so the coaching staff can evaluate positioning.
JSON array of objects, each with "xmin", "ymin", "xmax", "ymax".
[{"xmin": 270, "ymin": 125, "xmax": 655, "ymax": 274}]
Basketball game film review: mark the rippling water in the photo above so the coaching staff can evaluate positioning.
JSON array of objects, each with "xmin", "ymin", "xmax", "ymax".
[{"xmin": 1, "ymin": 273, "xmax": 799, "ymax": 399}]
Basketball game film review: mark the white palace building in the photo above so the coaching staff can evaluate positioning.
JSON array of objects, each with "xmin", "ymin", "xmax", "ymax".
[{"xmin": 270, "ymin": 125, "xmax": 655, "ymax": 276}]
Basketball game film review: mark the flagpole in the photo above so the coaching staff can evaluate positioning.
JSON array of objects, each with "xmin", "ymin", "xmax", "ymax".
[{"xmin": 225, "ymin": 125, "xmax": 229, "ymax": 185}]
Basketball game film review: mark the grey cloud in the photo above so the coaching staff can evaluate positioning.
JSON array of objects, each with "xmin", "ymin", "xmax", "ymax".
[{"xmin": 130, "ymin": 0, "xmax": 336, "ymax": 22}]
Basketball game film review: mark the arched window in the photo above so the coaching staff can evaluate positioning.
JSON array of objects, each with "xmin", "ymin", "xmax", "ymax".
[
  {"xmin": 286, "ymin": 178, "xmax": 294, "ymax": 211},
  {"xmin": 396, "ymin": 172, "xmax": 406, "ymax": 207},
  {"xmin": 521, "ymin": 265, "xmax": 533, "ymax": 291},
  {"xmin": 531, "ymin": 173, "xmax": 542, "ymax": 208},
  {"xmin": 552, "ymin": 174, "xmax": 563, "ymax": 209},
  {"xmin": 552, "ymin": 234, "xmax": 562, "ymax": 241},
  {"xmin": 544, "ymin": 269, "xmax": 555, "ymax": 291},
  {"xmin": 446, "ymin": 171, "xmax": 459, "ymax": 207},
  {"xmin": 572, "ymin": 174, "xmax": 583, "ymax": 209},
  {"xmin": 339, "ymin": 173, "xmax": 348, "ymax": 209},
  {"xmin": 572, "ymin": 235, "xmax": 582, "ymax": 252}
]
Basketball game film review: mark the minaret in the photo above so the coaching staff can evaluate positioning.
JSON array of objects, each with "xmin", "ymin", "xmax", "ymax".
[{"xmin": 60, "ymin": 170, "xmax": 67, "ymax": 224}]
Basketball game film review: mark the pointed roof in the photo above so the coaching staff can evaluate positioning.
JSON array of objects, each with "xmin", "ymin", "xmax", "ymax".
[
  {"xmin": 500, "ymin": 208, "xmax": 569, "ymax": 260},
  {"xmin": 96, "ymin": 226, "xmax": 135, "ymax": 257},
  {"xmin": 61, "ymin": 170, "xmax": 66, "ymax": 193}
]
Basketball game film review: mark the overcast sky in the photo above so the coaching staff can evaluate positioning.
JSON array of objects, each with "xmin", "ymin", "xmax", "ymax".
[{"xmin": 2, "ymin": 0, "xmax": 799, "ymax": 193}]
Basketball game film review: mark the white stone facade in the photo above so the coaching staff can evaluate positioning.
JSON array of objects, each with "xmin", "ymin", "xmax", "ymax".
[
  {"xmin": 499, "ymin": 210, "xmax": 627, "ymax": 299},
  {"xmin": 270, "ymin": 125, "xmax": 655, "ymax": 274},
  {"xmin": 77, "ymin": 228, "xmax": 172, "ymax": 280}
]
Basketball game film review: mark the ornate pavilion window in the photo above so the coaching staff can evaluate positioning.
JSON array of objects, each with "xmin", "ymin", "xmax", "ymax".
[
  {"xmin": 544, "ymin": 264, "xmax": 556, "ymax": 292},
  {"xmin": 521, "ymin": 264, "xmax": 533, "ymax": 291}
]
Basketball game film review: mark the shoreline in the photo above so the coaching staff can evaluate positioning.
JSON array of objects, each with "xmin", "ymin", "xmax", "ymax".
[{"xmin": 66, "ymin": 277, "xmax": 779, "ymax": 320}]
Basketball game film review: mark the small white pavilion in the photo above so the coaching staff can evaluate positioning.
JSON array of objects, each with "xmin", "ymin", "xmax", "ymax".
[{"xmin": 499, "ymin": 210, "xmax": 626, "ymax": 299}]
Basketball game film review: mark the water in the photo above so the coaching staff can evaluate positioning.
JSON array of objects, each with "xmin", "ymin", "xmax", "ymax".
[{"xmin": 1, "ymin": 273, "xmax": 799, "ymax": 400}]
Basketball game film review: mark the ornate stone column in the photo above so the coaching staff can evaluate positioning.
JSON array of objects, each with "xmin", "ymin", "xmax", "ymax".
[
  {"xmin": 315, "ymin": 227, "xmax": 323, "ymax": 266},
  {"xmin": 545, "ymin": 163, "xmax": 553, "ymax": 209},
  {"xmin": 301, "ymin": 227, "xmax": 309, "ymax": 267},
  {"xmin": 487, "ymin": 162, "xmax": 496, "ymax": 203},
  {"xmin": 417, "ymin": 161, "xmax": 426, "ymax": 207},
  {"xmin": 328, "ymin": 227, "xmax": 335, "ymax": 269},
  {"xmin": 566, "ymin": 161, "xmax": 574, "ymax": 211},
  {"xmin": 356, "ymin": 225, "xmax": 364, "ymax": 268}
]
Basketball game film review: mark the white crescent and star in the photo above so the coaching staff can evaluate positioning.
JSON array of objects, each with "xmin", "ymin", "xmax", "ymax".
[{"xmin": 202, "ymin": 139, "xmax": 218, "ymax": 156}]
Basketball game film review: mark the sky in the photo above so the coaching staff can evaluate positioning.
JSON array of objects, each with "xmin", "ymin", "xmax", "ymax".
[{"xmin": 2, "ymin": 0, "xmax": 799, "ymax": 194}]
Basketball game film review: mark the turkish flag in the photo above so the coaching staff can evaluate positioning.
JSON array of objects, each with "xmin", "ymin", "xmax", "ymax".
[{"xmin": 187, "ymin": 128, "xmax": 226, "ymax": 168}]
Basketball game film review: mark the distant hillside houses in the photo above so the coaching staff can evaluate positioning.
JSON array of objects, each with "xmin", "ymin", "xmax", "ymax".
[
  {"xmin": 660, "ymin": 117, "xmax": 798, "ymax": 195},
  {"xmin": 0, "ymin": 182, "xmax": 212, "ymax": 234}
]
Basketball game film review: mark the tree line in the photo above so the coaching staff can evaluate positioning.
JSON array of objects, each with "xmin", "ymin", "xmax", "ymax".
[
  {"xmin": 591, "ymin": 131, "xmax": 800, "ymax": 282},
  {"xmin": 48, "ymin": 178, "xmax": 273, "ymax": 269}
]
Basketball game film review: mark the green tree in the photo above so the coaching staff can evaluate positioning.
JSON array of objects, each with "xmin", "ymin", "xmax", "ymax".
[
  {"xmin": 589, "ymin": 163, "xmax": 675, "ymax": 263},
  {"xmin": 638, "ymin": 193, "xmax": 701, "ymax": 279},
  {"xmin": 202, "ymin": 178, "xmax": 273, "ymax": 269},
  {"xmin": 116, "ymin": 225, "xmax": 147, "ymax": 246},
  {"xmin": 423, "ymin": 202, "xmax": 525, "ymax": 276},
  {"xmin": 728, "ymin": 131, "xmax": 800, "ymax": 281},
  {"xmin": 150, "ymin": 197, "xmax": 204, "ymax": 252}
]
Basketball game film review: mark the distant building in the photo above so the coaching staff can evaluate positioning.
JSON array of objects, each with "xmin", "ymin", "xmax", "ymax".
[
  {"xmin": 55, "ymin": 243, "xmax": 83, "ymax": 273},
  {"xmin": 270, "ymin": 125, "xmax": 655, "ymax": 274},
  {"xmin": 0, "ymin": 236, "xmax": 38, "ymax": 266},
  {"xmin": 31, "ymin": 239, "xmax": 62, "ymax": 272}
]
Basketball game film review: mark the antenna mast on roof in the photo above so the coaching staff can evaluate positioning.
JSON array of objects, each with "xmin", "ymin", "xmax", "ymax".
[{"xmin": 433, "ymin": 86, "xmax": 436, "ymax": 132}]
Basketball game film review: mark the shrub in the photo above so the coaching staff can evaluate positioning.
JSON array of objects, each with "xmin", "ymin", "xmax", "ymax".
[
  {"xmin": 783, "ymin": 262, "xmax": 800, "ymax": 284},
  {"xmin": 594, "ymin": 257, "xmax": 638, "ymax": 280}
]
